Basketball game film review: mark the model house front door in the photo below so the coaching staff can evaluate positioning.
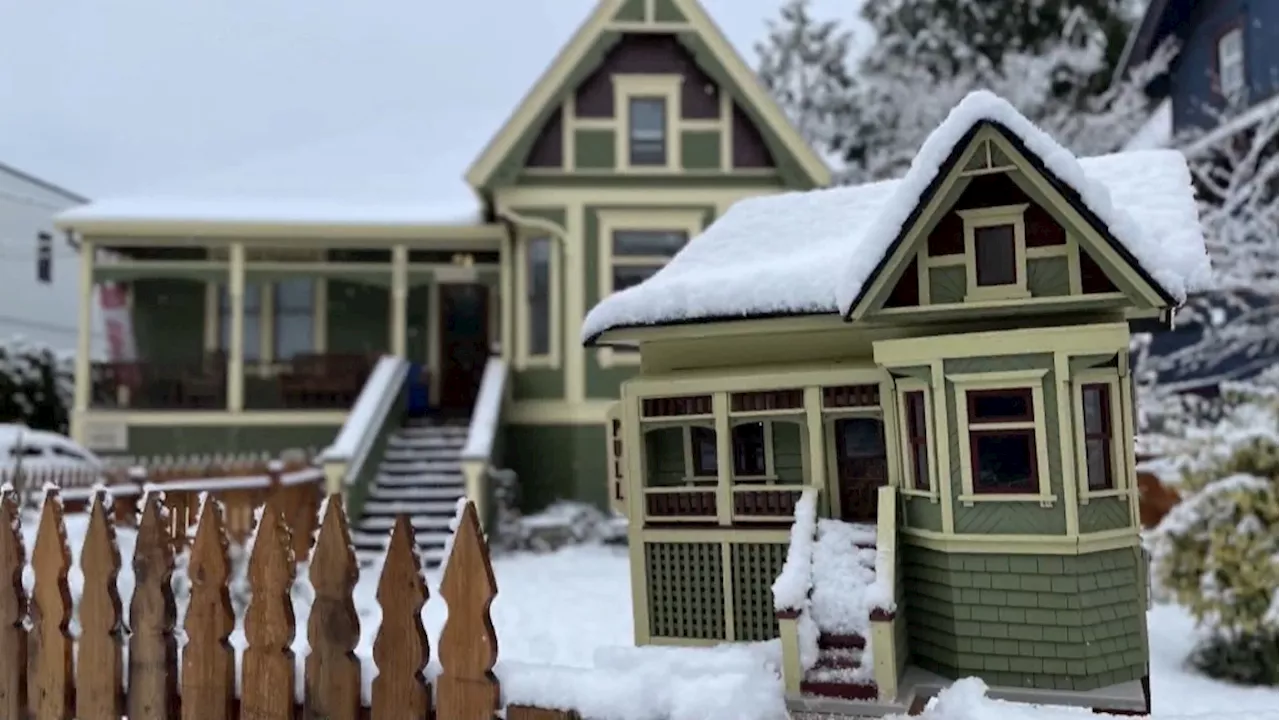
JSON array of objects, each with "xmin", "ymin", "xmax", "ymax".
[
  {"xmin": 437, "ymin": 283, "xmax": 490, "ymax": 415},
  {"xmin": 834, "ymin": 416, "xmax": 888, "ymax": 522}
]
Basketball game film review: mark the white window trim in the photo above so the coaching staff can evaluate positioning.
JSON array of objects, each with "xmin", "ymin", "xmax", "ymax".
[
  {"xmin": 895, "ymin": 378, "xmax": 940, "ymax": 501},
  {"xmin": 949, "ymin": 369, "xmax": 1057, "ymax": 506},
  {"xmin": 1072, "ymin": 369, "xmax": 1128, "ymax": 503},
  {"xmin": 595, "ymin": 208, "xmax": 705, "ymax": 367},
  {"xmin": 614, "ymin": 74, "xmax": 683, "ymax": 173},
  {"xmin": 514, "ymin": 233, "xmax": 561, "ymax": 370},
  {"xmin": 959, "ymin": 203, "xmax": 1031, "ymax": 302},
  {"xmin": 1217, "ymin": 27, "xmax": 1246, "ymax": 98}
]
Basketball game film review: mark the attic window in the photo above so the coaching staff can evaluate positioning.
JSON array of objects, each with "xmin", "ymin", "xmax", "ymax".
[
  {"xmin": 629, "ymin": 97, "xmax": 667, "ymax": 166},
  {"xmin": 959, "ymin": 204, "xmax": 1030, "ymax": 301}
]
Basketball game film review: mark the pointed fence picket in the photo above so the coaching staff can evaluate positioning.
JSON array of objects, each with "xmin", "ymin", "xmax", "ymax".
[{"xmin": 0, "ymin": 484, "xmax": 588, "ymax": 720}]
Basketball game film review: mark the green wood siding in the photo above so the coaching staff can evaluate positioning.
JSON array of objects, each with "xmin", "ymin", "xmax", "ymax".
[
  {"xmin": 904, "ymin": 497, "xmax": 945, "ymax": 532},
  {"xmin": 771, "ymin": 421, "xmax": 804, "ymax": 483},
  {"xmin": 645, "ymin": 426, "xmax": 687, "ymax": 487},
  {"xmin": 121, "ymin": 424, "xmax": 339, "ymax": 458},
  {"xmin": 1077, "ymin": 498, "xmax": 1132, "ymax": 533},
  {"xmin": 613, "ymin": 0, "xmax": 645, "ymax": 22},
  {"xmin": 680, "ymin": 131, "xmax": 721, "ymax": 170},
  {"xmin": 575, "ymin": 129, "xmax": 616, "ymax": 170},
  {"xmin": 929, "ymin": 266, "xmax": 966, "ymax": 304},
  {"xmin": 943, "ymin": 354, "xmax": 1068, "ymax": 535},
  {"xmin": 132, "ymin": 279, "xmax": 206, "ymax": 363},
  {"xmin": 327, "ymin": 281, "xmax": 388, "ymax": 355},
  {"xmin": 510, "ymin": 369, "xmax": 565, "ymax": 400},
  {"xmin": 902, "ymin": 544, "xmax": 1148, "ymax": 691},
  {"xmin": 1027, "ymin": 257, "xmax": 1071, "ymax": 297},
  {"xmin": 505, "ymin": 423, "xmax": 608, "ymax": 511}
]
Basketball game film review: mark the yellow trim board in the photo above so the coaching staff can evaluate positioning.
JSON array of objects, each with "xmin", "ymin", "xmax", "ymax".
[
  {"xmin": 901, "ymin": 527, "xmax": 1139, "ymax": 555},
  {"xmin": 506, "ymin": 399, "xmax": 615, "ymax": 425},
  {"xmin": 873, "ymin": 323, "xmax": 1131, "ymax": 367},
  {"xmin": 63, "ymin": 220, "xmax": 505, "ymax": 242},
  {"xmin": 465, "ymin": 0, "xmax": 830, "ymax": 189}
]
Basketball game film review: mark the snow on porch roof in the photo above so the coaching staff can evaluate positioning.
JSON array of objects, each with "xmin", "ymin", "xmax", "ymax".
[{"xmin": 581, "ymin": 91, "xmax": 1213, "ymax": 343}]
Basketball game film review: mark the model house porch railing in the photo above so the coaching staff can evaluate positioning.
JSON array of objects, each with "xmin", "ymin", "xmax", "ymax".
[
  {"xmin": 89, "ymin": 352, "xmax": 378, "ymax": 411},
  {"xmin": 642, "ymin": 483, "xmax": 810, "ymax": 525},
  {"xmin": 458, "ymin": 356, "xmax": 508, "ymax": 532},
  {"xmin": 316, "ymin": 355, "xmax": 410, "ymax": 518}
]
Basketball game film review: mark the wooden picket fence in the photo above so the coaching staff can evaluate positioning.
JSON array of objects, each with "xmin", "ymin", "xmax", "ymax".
[{"xmin": 0, "ymin": 487, "xmax": 585, "ymax": 720}]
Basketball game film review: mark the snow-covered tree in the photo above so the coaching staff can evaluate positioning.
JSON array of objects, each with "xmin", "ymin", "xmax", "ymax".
[
  {"xmin": 755, "ymin": 0, "xmax": 857, "ymax": 156},
  {"xmin": 0, "ymin": 338, "xmax": 73, "ymax": 435}
]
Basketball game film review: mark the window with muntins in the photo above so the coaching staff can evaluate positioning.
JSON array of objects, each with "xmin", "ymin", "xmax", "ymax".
[
  {"xmin": 1217, "ymin": 27, "xmax": 1246, "ymax": 98},
  {"xmin": 610, "ymin": 230, "xmax": 688, "ymax": 292},
  {"xmin": 903, "ymin": 391, "xmax": 930, "ymax": 491},
  {"xmin": 1081, "ymin": 383, "xmax": 1114, "ymax": 490},
  {"xmin": 974, "ymin": 224, "xmax": 1017, "ymax": 286},
  {"xmin": 732, "ymin": 422, "xmax": 767, "ymax": 477},
  {"xmin": 629, "ymin": 97, "xmax": 666, "ymax": 166},
  {"xmin": 966, "ymin": 388, "xmax": 1038, "ymax": 493},
  {"xmin": 526, "ymin": 236, "xmax": 552, "ymax": 357},
  {"xmin": 273, "ymin": 278, "xmax": 314, "ymax": 361},
  {"xmin": 218, "ymin": 284, "xmax": 263, "ymax": 362}
]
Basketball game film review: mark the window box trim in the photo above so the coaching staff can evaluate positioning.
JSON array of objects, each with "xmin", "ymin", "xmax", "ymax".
[
  {"xmin": 596, "ymin": 209, "xmax": 705, "ymax": 367},
  {"xmin": 959, "ymin": 204, "xmax": 1030, "ymax": 302},
  {"xmin": 613, "ymin": 74, "xmax": 683, "ymax": 173},
  {"xmin": 948, "ymin": 370, "xmax": 1053, "ymax": 506},
  {"xmin": 1071, "ymin": 369, "xmax": 1127, "ymax": 504},
  {"xmin": 515, "ymin": 232, "xmax": 561, "ymax": 370},
  {"xmin": 895, "ymin": 378, "xmax": 939, "ymax": 502}
]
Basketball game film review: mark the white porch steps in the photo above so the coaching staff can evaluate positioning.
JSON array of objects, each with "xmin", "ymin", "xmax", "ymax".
[{"xmin": 350, "ymin": 421, "xmax": 470, "ymax": 566}]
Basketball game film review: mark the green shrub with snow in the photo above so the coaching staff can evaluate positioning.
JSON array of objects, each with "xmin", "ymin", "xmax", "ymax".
[
  {"xmin": 1149, "ymin": 377, "xmax": 1278, "ymax": 685},
  {"xmin": 0, "ymin": 339, "xmax": 73, "ymax": 435}
]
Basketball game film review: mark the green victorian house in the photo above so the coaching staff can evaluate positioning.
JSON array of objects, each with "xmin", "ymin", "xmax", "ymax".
[
  {"xmin": 55, "ymin": 0, "xmax": 830, "ymax": 559},
  {"xmin": 582, "ymin": 91, "xmax": 1211, "ymax": 715}
]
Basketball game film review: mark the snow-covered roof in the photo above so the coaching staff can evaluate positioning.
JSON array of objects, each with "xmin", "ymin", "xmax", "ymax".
[{"xmin": 582, "ymin": 91, "xmax": 1213, "ymax": 342}]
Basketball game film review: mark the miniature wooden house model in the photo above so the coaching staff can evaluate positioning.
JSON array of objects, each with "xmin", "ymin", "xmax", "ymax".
[{"xmin": 583, "ymin": 91, "xmax": 1211, "ymax": 716}]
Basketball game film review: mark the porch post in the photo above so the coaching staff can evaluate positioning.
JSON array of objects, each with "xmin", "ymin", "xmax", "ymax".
[
  {"xmin": 227, "ymin": 242, "xmax": 246, "ymax": 411},
  {"xmin": 390, "ymin": 244, "xmax": 408, "ymax": 357},
  {"xmin": 71, "ymin": 240, "xmax": 95, "ymax": 441}
]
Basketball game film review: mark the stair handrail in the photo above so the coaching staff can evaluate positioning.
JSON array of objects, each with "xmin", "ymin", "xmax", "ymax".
[
  {"xmin": 459, "ymin": 356, "xmax": 509, "ymax": 531},
  {"xmin": 317, "ymin": 355, "xmax": 410, "ymax": 493}
]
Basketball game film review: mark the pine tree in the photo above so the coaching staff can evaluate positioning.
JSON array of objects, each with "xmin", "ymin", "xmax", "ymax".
[{"xmin": 755, "ymin": 0, "xmax": 857, "ymax": 157}]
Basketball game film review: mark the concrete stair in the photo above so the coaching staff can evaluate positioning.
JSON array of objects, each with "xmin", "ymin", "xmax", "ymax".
[{"xmin": 350, "ymin": 419, "xmax": 470, "ymax": 567}]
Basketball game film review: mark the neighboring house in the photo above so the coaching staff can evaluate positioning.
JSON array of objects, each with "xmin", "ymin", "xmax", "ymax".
[
  {"xmin": 1118, "ymin": 0, "xmax": 1278, "ymax": 135},
  {"xmin": 54, "ymin": 0, "xmax": 830, "ymax": 548},
  {"xmin": 583, "ymin": 92, "xmax": 1209, "ymax": 716},
  {"xmin": 0, "ymin": 162, "xmax": 103, "ymax": 355}
]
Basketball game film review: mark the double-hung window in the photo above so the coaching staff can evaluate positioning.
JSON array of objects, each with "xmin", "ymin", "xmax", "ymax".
[{"xmin": 1217, "ymin": 27, "xmax": 1246, "ymax": 99}]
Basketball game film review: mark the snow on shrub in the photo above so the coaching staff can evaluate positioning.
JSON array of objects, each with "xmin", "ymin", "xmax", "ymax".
[{"xmin": 0, "ymin": 338, "xmax": 73, "ymax": 436}]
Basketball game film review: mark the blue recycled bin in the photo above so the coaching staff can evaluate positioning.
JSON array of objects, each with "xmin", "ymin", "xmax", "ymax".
[{"xmin": 407, "ymin": 362, "xmax": 430, "ymax": 416}]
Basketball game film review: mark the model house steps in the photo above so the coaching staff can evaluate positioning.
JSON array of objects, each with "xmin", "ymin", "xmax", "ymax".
[
  {"xmin": 801, "ymin": 521, "xmax": 882, "ymax": 703},
  {"xmin": 349, "ymin": 420, "xmax": 470, "ymax": 567}
]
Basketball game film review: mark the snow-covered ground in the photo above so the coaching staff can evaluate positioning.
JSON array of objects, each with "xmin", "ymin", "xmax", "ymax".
[{"xmin": 20, "ymin": 510, "xmax": 1280, "ymax": 720}]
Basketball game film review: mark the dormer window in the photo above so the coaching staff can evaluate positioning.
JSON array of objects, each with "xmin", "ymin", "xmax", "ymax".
[{"xmin": 960, "ymin": 204, "xmax": 1030, "ymax": 301}]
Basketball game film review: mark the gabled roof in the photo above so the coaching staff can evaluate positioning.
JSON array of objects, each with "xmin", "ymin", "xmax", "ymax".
[
  {"xmin": 581, "ymin": 91, "xmax": 1213, "ymax": 344},
  {"xmin": 465, "ymin": 0, "xmax": 832, "ymax": 190},
  {"xmin": 0, "ymin": 161, "xmax": 87, "ymax": 204}
]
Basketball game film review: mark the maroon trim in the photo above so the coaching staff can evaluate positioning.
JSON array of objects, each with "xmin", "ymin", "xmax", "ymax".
[
  {"xmin": 819, "ymin": 633, "xmax": 866, "ymax": 650},
  {"xmin": 775, "ymin": 608, "xmax": 801, "ymax": 620},
  {"xmin": 969, "ymin": 428, "xmax": 1039, "ymax": 494},
  {"xmin": 869, "ymin": 607, "xmax": 896, "ymax": 622},
  {"xmin": 800, "ymin": 680, "xmax": 878, "ymax": 701}
]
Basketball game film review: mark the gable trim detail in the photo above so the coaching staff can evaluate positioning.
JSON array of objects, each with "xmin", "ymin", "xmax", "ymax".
[
  {"xmin": 845, "ymin": 122, "xmax": 1175, "ymax": 321},
  {"xmin": 465, "ymin": 0, "xmax": 831, "ymax": 191}
]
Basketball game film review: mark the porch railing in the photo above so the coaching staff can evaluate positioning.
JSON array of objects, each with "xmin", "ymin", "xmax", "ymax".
[
  {"xmin": 91, "ymin": 355, "xmax": 226, "ymax": 410},
  {"xmin": 242, "ymin": 353, "xmax": 377, "ymax": 410},
  {"xmin": 459, "ymin": 356, "xmax": 509, "ymax": 532}
]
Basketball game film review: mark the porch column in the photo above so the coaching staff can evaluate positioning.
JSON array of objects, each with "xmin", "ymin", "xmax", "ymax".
[
  {"xmin": 803, "ymin": 386, "xmax": 826, "ymax": 494},
  {"xmin": 713, "ymin": 392, "xmax": 732, "ymax": 526},
  {"xmin": 227, "ymin": 242, "xmax": 246, "ymax": 411},
  {"xmin": 390, "ymin": 244, "xmax": 408, "ymax": 357},
  {"xmin": 71, "ymin": 240, "xmax": 95, "ymax": 441}
]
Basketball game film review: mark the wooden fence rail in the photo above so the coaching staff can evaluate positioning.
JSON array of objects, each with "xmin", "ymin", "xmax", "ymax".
[{"xmin": 0, "ymin": 486, "xmax": 583, "ymax": 720}]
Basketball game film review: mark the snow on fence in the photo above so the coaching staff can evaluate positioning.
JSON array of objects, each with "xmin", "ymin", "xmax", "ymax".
[{"xmin": 0, "ymin": 487, "xmax": 618, "ymax": 720}]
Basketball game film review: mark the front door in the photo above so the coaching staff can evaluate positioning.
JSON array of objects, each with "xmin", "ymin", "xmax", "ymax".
[
  {"xmin": 834, "ymin": 416, "xmax": 888, "ymax": 522},
  {"xmin": 437, "ymin": 283, "xmax": 490, "ymax": 415}
]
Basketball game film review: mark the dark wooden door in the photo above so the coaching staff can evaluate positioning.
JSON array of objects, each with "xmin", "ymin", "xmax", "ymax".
[
  {"xmin": 834, "ymin": 416, "xmax": 888, "ymax": 522},
  {"xmin": 438, "ymin": 283, "xmax": 490, "ymax": 414}
]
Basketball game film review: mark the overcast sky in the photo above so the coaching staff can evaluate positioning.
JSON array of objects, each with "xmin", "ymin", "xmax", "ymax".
[{"xmin": 0, "ymin": 0, "xmax": 867, "ymax": 199}]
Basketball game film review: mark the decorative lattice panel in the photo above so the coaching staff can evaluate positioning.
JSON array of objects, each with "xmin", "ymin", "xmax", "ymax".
[
  {"xmin": 645, "ymin": 542, "xmax": 725, "ymax": 640},
  {"xmin": 731, "ymin": 542, "xmax": 789, "ymax": 642}
]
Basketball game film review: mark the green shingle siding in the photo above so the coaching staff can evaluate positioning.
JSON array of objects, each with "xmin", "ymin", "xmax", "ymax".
[
  {"xmin": 680, "ymin": 131, "xmax": 721, "ymax": 170},
  {"xmin": 575, "ymin": 129, "xmax": 616, "ymax": 170},
  {"xmin": 1027, "ymin": 256, "xmax": 1071, "ymax": 297},
  {"xmin": 902, "ymin": 544, "xmax": 1147, "ymax": 691}
]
